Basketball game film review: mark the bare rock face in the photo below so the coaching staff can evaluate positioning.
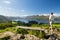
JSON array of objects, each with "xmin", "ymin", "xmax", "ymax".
[
  {"xmin": 11, "ymin": 34, "xmax": 40, "ymax": 40},
  {"xmin": 47, "ymin": 34, "xmax": 60, "ymax": 40},
  {"xmin": 0, "ymin": 31, "xmax": 40, "ymax": 40},
  {"xmin": 24, "ymin": 34, "xmax": 40, "ymax": 40},
  {"xmin": 0, "ymin": 31, "xmax": 15, "ymax": 38},
  {"xmin": 1, "ymin": 31, "xmax": 60, "ymax": 40},
  {"xmin": 10, "ymin": 34, "xmax": 22, "ymax": 40}
]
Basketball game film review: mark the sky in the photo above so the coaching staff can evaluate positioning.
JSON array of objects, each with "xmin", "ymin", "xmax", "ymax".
[{"xmin": 0, "ymin": 0, "xmax": 60, "ymax": 17}]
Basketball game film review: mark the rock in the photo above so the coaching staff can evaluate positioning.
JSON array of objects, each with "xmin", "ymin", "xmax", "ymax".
[{"xmin": 24, "ymin": 34, "xmax": 40, "ymax": 40}]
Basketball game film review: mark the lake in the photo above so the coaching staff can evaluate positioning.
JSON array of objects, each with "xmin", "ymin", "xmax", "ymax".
[{"xmin": 15, "ymin": 19, "xmax": 60, "ymax": 23}]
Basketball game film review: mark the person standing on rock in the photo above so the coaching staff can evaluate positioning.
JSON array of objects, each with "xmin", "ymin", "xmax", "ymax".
[{"xmin": 49, "ymin": 12, "xmax": 54, "ymax": 34}]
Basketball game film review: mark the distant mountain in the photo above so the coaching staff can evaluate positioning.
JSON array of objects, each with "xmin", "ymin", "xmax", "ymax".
[
  {"xmin": 0, "ymin": 15, "xmax": 11, "ymax": 23},
  {"xmin": 25, "ymin": 15, "xmax": 49, "ymax": 20},
  {"xmin": 7, "ymin": 16, "xmax": 23, "ymax": 21},
  {"xmin": 0, "ymin": 15, "xmax": 60, "ymax": 23},
  {"xmin": 25, "ymin": 15, "xmax": 60, "ymax": 20},
  {"xmin": 0, "ymin": 15, "xmax": 23, "ymax": 23}
]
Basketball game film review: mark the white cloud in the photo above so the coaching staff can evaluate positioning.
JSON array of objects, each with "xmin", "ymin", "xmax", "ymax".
[
  {"xmin": 3, "ymin": 0, "xmax": 11, "ymax": 4},
  {"xmin": 0, "ymin": 7, "xmax": 27, "ymax": 17},
  {"xmin": 53, "ymin": 13, "xmax": 60, "ymax": 16}
]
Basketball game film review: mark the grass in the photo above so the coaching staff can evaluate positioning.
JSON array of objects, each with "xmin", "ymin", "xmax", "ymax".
[
  {"xmin": 0, "ymin": 23, "xmax": 60, "ymax": 33},
  {"xmin": 54, "ymin": 23, "xmax": 60, "ymax": 26},
  {"xmin": 0, "ymin": 27, "xmax": 18, "ymax": 33}
]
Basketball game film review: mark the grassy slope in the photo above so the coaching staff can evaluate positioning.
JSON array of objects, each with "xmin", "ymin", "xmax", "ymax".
[{"xmin": 0, "ymin": 23, "xmax": 60, "ymax": 33}]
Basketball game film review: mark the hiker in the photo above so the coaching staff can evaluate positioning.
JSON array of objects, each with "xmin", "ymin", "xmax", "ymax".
[
  {"xmin": 49, "ymin": 12, "xmax": 54, "ymax": 27},
  {"xmin": 49, "ymin": 12, "xmax": 54, "ymax": 34}
]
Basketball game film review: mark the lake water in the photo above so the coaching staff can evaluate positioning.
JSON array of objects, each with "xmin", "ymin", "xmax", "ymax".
[{"xmin": 15, "ymin": 19, "xmax": 60, "ymax": 23}]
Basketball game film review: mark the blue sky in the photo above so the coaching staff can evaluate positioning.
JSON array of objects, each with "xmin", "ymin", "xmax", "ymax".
[{"xmin": 0, "ymin": 0, "xmax": 60, "ymax": 17}]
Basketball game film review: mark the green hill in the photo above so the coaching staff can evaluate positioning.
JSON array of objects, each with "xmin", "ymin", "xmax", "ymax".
[{"xmin": 0, "ymin": 15, "xmax": 11, "ymax": 23}]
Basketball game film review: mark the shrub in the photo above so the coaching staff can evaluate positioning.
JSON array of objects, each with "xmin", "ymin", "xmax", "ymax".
[
  {"xmin": 31, "ymin": 24, "xmax": 40, "ymax": 27},
  {"xmin": 17, "ymin": 21, "xmax": 26, "ymax": 26},
  {"xmin": 29, "ymin": 30, "xmax": 46, "ymax": 38},
  {"xmin": 0, "ymin": 23, "xmax": 16, "ymax": 29},
  {"xmin": 16, "ymin": 28, "xmax": 28, "ymax": 34}
]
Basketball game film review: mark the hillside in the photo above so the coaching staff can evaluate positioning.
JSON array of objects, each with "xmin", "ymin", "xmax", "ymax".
[
  {"xmin": 7, "ymin": 16, "xmax": 24, "ymax": 22},
  {"xmin": 25, "ymin": 15, "xmax": 49, "ymax": 20},
  {"xmin": 25, "ymin": 15, "xmax": 60, "ymax": 20},
  {"xmin": 0, "ymin": 15, "xmax": 60, "ymax": 23},
  {"xmin": 0, "ymin": 15, "xmax": 11, "ymax": 23}
]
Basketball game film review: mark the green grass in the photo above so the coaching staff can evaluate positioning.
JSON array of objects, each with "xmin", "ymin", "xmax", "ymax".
[
  {"xmin": 53, "ymin": 24, "xmax": 60, "ymax": 26},
  {"xmin": 0, "ymin": 23, "xmax": 60, "ymax": 33},
  {"xmin": 31, "ymin": 23, "xmax": 60, "ymax": 29},
  {"xmin": 53, "ymin": 24, "xmax": 60, "ymax": 29},
  {"xmin": 0, "ymin": 27, "xmax": 18, "ymax": 33}
]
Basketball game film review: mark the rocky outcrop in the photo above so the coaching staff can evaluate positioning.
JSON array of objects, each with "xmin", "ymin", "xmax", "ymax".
[{"xmin": 0, "ymin": 31, "xmax": 60, "ymax": 40}]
